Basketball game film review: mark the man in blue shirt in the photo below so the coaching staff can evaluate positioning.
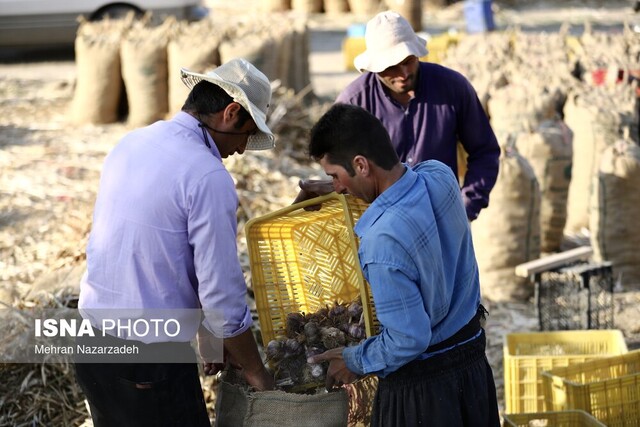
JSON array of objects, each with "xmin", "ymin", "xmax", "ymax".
[
  {"xmin": 307, "ymin": 104, "xmax": 499, "ymax": 426},
  {"xmin": 297, "ymin": 11, "xmax": 500, "ymax": 221},
  {"xmin": 75, "ymin": 59, "xmax": 274, "ymax": 426}
]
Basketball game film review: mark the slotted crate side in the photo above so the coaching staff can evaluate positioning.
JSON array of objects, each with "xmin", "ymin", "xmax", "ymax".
[
  {"xmin": 539, "ymin": 269, "xmax": 589, "ymax": 331},
  {"xmin": 586, "ymin": 265, "xmax": 615, "ymax": 330},
  {"xmin": 505, "ymin": 353, "xmax": 604, "ymax": 414},
  {"xmin": 503, "ymin": 330, "xmax": 628, "ymax": 413},
  {"xmin": 250, "ymin": 225, "xmax": 308, "ymax": 343},
  {"xmin": 295, "ymin": 221, "xmax": 358, "ymax": 300},
  {"xmin": 503, "ymin": 410, "xmax": 606, "ymax": 427},
  {"xmin": 246, "ymin": 194, "xmax": 376, "ymax": 345},
  {"xmin": 542, "ymin": 350, "xmax": 640, "ymax": 426},
  {"xmin": 537, "ymin": 262, "xmax": 614, "ymax": 331}
]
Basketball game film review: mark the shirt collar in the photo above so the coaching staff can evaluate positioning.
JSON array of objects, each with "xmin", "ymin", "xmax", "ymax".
[
  {"xmin": 172, "ymin": 111, "xmax": 222, "ymax": 160},
  {"xmin": 354, "ymin": 164, "xmax": 417, "ymax": 238}
]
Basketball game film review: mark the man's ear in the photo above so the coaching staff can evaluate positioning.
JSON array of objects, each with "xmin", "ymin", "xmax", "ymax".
[
  {"xmin": 223, "ymin": 102, "xmax": 242, "ymax": 122},
  {"xmin": 353, "ymin": 155, "xmax": 369, "ymax": 176}
]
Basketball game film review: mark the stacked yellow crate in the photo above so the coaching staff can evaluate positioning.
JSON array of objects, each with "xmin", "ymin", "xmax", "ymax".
[
  {"xmin": 503, "ymin": 330, "xmax": 628, "ymax": 414},
  {"xmin": 542, "ymin": 349, "xmax": 640, "ymax": 426}
]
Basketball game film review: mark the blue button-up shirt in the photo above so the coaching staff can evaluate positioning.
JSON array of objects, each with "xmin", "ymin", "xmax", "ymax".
[
  {"xmin": 79, "ymin": 112, "xmax": 252, "ymax": 341},
  {"xmin": 343, "ymin": 160, "xmax": 481, "ymax": 377},
  {"xmin": 336, "ymin": 62, "xmax": 500, "ymax": 221}
]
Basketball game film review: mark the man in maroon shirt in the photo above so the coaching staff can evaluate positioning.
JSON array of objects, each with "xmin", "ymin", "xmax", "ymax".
[{"xmin": 297, "ymin": 11, "xmax": 500, "ymax": 221}]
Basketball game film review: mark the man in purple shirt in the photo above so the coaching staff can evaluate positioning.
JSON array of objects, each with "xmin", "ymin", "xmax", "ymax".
[
  {"xmin": 298, "ymin": 11, "xmax": 500, "ymax": 221},
  {"xmin": 75, "ymin": 59, "xmax": 274, "ymax": 426}
]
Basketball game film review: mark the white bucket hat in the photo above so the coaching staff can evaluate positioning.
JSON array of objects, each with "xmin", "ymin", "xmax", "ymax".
[
  {"xmin": 180, "ymin": 58, "xmax": 275, "ymax": 150},
  {"xmin": 354, "ymin": 11, "xmax": 429, "ymax": 73}
]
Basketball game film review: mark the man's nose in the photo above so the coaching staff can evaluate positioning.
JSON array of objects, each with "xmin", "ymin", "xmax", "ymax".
[{"xmin": 398, "ymin": 64, "xmax": 411, "ymax": 78}]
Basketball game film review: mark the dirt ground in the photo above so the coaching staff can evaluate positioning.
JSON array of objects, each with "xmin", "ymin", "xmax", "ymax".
[{"xmin": 1, "ymin": 1, "xmax": 640, "ymax": 425}]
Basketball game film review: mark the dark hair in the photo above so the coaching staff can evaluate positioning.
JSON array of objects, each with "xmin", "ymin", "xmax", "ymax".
[
  {"xmin": 181, "ymin": 80, "xmax": 252, "ymax": 129},
  {"xmin": 309, "ymin": 103, "xmax": 399, "ymax": 175}
]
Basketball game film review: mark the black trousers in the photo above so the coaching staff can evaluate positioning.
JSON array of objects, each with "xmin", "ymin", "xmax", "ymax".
[
  {"xmin": 74, "ymin": 351, "xmax": 210, "ymax": 427},
  {"xmin": 371, "ymin": 331, "xmax": 500, "ymax": 427}
]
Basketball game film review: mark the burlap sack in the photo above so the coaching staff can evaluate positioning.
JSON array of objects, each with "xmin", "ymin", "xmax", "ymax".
[
  {"xmin": 487, "ymin": 83, "xmax": 558, "ymax": 137},
  {"xmin": 262, "ymin": 0, "xmax": 291, "ymax": 12},
  {"xmin": 70, "ymin": 18, "xmax": 131, "ymax": 124},
  {"xmin": 563, "ymin": 88, "xmax": 622, "ymax": 235},
  {"xmin": 275, "ymin": 28, "xmax": 294, "ymax": 89},
  {"xmin": 215, "ymin": 380, "xmax": 349, "ymax": 427},
  {"xmin": 385, "ymin": 0, "xmax": 422, "ymax": 31},
  {"xmin": 471, "ymin": 143, "xmax": 541, "ymax": 302},
  {"xmin": 589, "ymin": 138, "xmax": 640, "ymax": 289},
  {"xmin": 167, "ymin": 20, "xmax": 221, "ymax": 115},
  {"xmin": 324, "ymin": 0, "xmax": 349, "ymax": 14},
  {"xmin": 299, "ymin": 22, "xmax": 312, "ymax": 93},
  {"xmin": 120, "ymin": 18, "xmax": 172, "ymax": 126},
  {"xmin": 347, "ymin": 0, "xmax": 379, "ymax": 16},
  {"xmin": 291, "ymin": 0, "xmax": 323, "ymax": 13},
  {"xmin": 288, "ymin": 19, "xmax": 312, "ymax": 93},
  {"xmin": 515, "ymin": 119, "xmax": 573, "ymax": 253},
  {"xmin": 219, "ymin": 34, "xmax": 278, "ymax": 82}
]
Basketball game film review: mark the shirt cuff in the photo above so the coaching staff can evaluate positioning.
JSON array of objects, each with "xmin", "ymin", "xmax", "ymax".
[
  {"xmin": 343, "ymin": 345, "xmax": 365, "ymax": 376},
  {"xmin": 465, "ymin": 202, "xmax": 480, "ymax": 221},
  {"xmin": 222, "ymin": 305, "xmax": 253, "ymax": 338}
]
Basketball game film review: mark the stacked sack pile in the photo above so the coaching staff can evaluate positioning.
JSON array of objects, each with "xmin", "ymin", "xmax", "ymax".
[
  {"xmin": 263, "ymin": 0, "xmax": 379, "ymax": 15},
  {"xmin": 441, "ymin": 24, "xmax": 640, "ymax": 301},
  {"xmin": 69, "ymin": 12, "xmax": 312, "ymax": 127},
  {"xmin": 263, "ymin": 0, "xmax": 424, "ymax": 31}
]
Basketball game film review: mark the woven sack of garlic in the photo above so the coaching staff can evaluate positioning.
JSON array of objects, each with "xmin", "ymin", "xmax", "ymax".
[{"xmin": 215, "ymin": 300, "xmax": 367, "ymax": 427}]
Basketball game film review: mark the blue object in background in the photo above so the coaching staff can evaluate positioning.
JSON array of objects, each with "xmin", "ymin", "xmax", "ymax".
[
  {"xmin": 347, "ymin": 23, "xmax": 367, "ymax": 38},
  {"xmin": 463, "ymin": 0, "xmax": 496, "ymax": 33}
]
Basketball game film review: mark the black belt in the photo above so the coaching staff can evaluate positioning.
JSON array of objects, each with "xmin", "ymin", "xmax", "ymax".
[{"xmin": 426, "ymin": 304, "xmax": 487, "ymax": 353}]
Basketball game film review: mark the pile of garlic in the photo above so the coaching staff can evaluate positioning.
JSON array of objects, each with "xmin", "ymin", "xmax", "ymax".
[{"xmin": 265, "ymin": 300, "xmax": 366, "ymax": 390}]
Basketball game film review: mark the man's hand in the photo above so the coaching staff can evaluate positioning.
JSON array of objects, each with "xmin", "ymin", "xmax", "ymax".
[
  {"xmin": 197, "ymin": 327, "xmax": 221, "ymax": 366},
  {"xmin": 292, "ymin": 179, "xmax": 334, "ymax": 208},
  {"xmin": 203, "ymin": 362, "xmax": 225, "ymax": 376},
  {"xmin": 197, "ymin": 326, "xmax": 239, "ymax": 376},
  {"xmin": 242, "ymin": 365, "xmax": 275, "ymax": 391},
  {"xmin": 222, "ymin": 329, "xmax": 276, "ymax": 391},
  {"xmin": 307, "ymin": 347, "xmax": 359, "ymax": 391}
]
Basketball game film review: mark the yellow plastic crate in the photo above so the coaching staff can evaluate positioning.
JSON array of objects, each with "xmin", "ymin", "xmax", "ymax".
[
  {"xmin": 503, "ymin": 410, "xmax": 606, "ymax": 427},
  {"xmin": 504, "ymin": 330, "xmax": 628, "ymax": 414},
  {"xmin": 342, "ymin": 36, "xmax": 366, "ymax": 71},
  {"xmin": 245, "ymin": 193, "xmax": 377, "ymax": 345},
  {"xmin": 424, "ymin": 32, "xmax": 462, "ymax": 64},
  {"xmin": 541, "ymin": 349, "xmax": 640, "ymax": 426}
]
